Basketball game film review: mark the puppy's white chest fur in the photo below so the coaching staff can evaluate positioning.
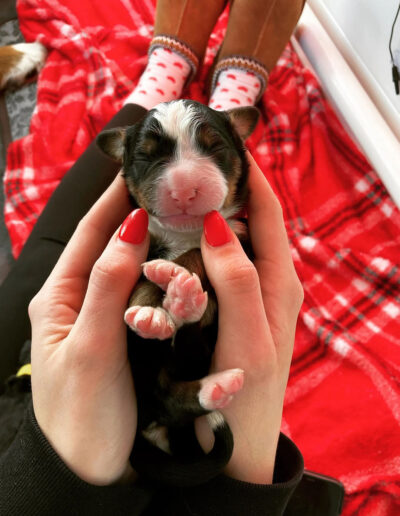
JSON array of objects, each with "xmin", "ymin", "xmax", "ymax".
[
  {"xmin": 149, "ymin": 216, "xmax": 246, "ymax": 260},
  {"xmin": 149, "ymin": 217, "xmax": 202, "ymax": 259}
]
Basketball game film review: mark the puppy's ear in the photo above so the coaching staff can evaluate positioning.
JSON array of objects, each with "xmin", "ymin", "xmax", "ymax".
[
  {"xmin": 226, "ymin": 106, "xmax": 260, "ymax": 140},
  {"xmin": 96, "ymin": 127, "xmax": 127, "ymax": 163}
]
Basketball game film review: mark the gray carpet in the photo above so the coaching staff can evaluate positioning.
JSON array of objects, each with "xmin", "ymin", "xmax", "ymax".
[{"xmin": 0, "ymin": 19, "xmax": 38, "ymax": 283}]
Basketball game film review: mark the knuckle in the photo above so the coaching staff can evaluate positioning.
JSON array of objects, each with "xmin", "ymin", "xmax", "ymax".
[
  {"xmin": 90, "ymin": 256, "xmax": 126, "ymax": 291},
  {"xmin": 296, "ymin": 279, "xmax": 305, "ymax": 303},
  {"xmin": 289, "ymin": 275, "xmax": 304, "ymax": 311},
  {"xmin": 75, "ymin": 214, "xmax": 90, "ymax": 234},
  {"xmin": 270, "ymin": 194, "xmax": 284, "ymax": 219},
  {"xmin": 221, "ymin": 260, "xmax": 259, "ymax": 293},
  {"xmin": 28, "ymin": 292, "xmax": 42, "ymax": 319},
  {"xmin": 76, "ymin": 214, "xmax": 102, "ymax": 243}
]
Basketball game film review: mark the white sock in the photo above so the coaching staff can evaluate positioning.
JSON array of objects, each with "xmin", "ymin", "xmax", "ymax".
[
  {"xmin": 209, "ymin": 68, "xmax": 262, "ymax": 111},
  {"xmin": 124, "ymin": 47, "xmax": 191, "ymax": 110}
]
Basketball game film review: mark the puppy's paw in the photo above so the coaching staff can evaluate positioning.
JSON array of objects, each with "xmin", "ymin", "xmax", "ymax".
[
  {"xmin": 198, "ymin": 369, "xmax": 244, "ymax": 410},
  {"xmin": 143, "ymin": 259, "xmax": 185, "ymax": 290},
  {"xmin": 124, "ymin": 306, "xmax": 175, "ymax": 340},
  {"xmin": 143, "ymin": 259, "xmax": 208, "ymax": 327},
  {"xmin": 163, "ymin": 269, "xmax": 208, "ymax": 326}
]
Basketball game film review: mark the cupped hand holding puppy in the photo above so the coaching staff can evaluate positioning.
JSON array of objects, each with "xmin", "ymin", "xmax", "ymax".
[
  {"xmin": 197, "ymin": 152, "xmax": 303, "ymax": 484},
  {"xmin": 28, "ymin": 153, "xmax": 302, "ymax": 487},
  {"xmin": 28, "ymin": 175, "xmax": 150, "ymax": 485}
]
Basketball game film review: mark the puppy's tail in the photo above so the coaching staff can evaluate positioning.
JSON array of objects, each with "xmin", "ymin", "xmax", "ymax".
[{"xmin": 131, "ymin": 411, "xmax": 234, "ymax": 487}]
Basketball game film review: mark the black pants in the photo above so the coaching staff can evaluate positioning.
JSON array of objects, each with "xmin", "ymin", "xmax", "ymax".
[{"xmin": 0, "ymin": 103, "xmax": 147, "ymax": 391}]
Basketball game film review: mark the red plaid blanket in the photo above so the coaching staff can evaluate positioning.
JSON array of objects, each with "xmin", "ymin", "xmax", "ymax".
[{"xmin": 5, "ymin": 0, "xmax": 400, "ymax": 513}]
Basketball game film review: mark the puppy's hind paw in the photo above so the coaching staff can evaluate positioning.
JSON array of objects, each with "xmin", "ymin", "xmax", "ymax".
[
  {"xmin": 199, "ymin": 369, "xmax": 244, "ymax": 410},
  {"xmin": 124, "ymin": 306, "xmax": 175, "ymax": 340}
]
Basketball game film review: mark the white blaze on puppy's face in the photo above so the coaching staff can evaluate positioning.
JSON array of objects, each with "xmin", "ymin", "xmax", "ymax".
[{"xmin": 153, "ymin": 102, "xmax": 228, "ymax": 230}]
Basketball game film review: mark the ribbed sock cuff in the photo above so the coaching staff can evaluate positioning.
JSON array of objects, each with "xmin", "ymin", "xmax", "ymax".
[
  {"xmin": 211, "ymin": 55, "xmax": 269, "ymax": 103},
  {"xmin": 149, "ymin": 35, "xmax": 199, "ymax": 86}
]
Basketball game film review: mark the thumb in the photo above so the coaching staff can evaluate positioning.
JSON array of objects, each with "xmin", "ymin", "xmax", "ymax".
[
  {"xmin": 201, "ymin": 211, "xmax": 271, "ymax": 366},
  {"xmin": 71, "ymin": 208, "xmax": 150, "ymax": 340}
]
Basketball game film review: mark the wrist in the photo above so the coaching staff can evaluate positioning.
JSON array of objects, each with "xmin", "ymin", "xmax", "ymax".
[
  {"xmin": 224, "ymin": 433, "xmax": 278, "ymax": 484},
  {"xmin": 34, "ymin": 406, "xmax": 136, "ymax": 487},
  {"xmin": 195, "ymin": 413, "xmax": 280, "ymax": 484}
]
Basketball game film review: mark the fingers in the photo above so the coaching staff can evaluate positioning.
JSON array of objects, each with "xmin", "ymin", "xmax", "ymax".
[
  {"xmin": 246, "ymin": 151, "xmax": 294, "ymax": 274},
  {"xmin": 69, "ymin": 209, "xmax": 150, "ymax": 346},
  {"xmin": 44, "ymin": 174, "xmax": 133, "ymax": 292},
  {"xmin": 201, "ymin": 211, "xmax": 275, "ymax": 369},
  {"xmin": 246, "ymin": 152, "xmax": 303, "ymax": 346}
]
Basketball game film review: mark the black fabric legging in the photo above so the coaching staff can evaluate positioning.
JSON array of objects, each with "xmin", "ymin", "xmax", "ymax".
[{"xmin": 0, "ymin": 103, "xmax": 147, "ymax": 391}]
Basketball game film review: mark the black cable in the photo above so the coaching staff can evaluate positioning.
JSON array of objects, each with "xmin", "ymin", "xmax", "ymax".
[
  {"xmin": 389, "ymin": 4, "xmax": 400, "ymax": 95},
  {"xmin": 389, "ymin": 2, "xmax": 400, "ymax": 94},
  {"xmin": 389, "ymin": 2, "xmax": 400, "ymax": 62}
]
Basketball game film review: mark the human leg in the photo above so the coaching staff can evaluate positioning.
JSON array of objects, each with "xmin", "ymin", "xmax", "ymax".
[
  {"xmin": 124, "ymin": 0, "xmax": 226, "ymax": 109},
  {"xmin": 209, "ymin": 0, "xmax": 306, "ymax": 111}
]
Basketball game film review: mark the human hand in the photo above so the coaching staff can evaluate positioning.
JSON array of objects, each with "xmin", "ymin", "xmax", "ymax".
[
  {"xmin": 28, "ymin": 175, "xmax": 150, "ymax": 485},
  {"xmin": 196, "ymin": 152, "xmax": 303, "ymax": 484}
]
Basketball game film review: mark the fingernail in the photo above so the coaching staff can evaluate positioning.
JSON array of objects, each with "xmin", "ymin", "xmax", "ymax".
[
  {"xmin": 204, "ymin": 210, "xmax": 232, "ymax": 247},
  {"xmin": 118, "ymin": 208, "xmax": 148, "ymax": 244}
]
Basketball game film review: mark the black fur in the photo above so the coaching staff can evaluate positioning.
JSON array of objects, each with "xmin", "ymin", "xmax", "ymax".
[
  {"xmin": 97, "ymin": 101, "xmax": 259, "ymax": 486},
  {"xmin": 0, "ymin": 101, "xmax": 259, "ymax": 487}
]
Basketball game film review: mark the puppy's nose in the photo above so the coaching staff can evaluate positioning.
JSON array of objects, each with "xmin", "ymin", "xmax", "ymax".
[{"xmin": 170, "ymin": 187, "xmax": 197, "ymax": 206}]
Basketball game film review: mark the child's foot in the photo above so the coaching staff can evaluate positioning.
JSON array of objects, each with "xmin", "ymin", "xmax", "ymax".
[
  {"xmin": 208, "ymin": 57, "xmax": 268, "ymax": 111},
  {"xmin": 124, "ymin": 37, "xmax": 198, "ymax": 110}
]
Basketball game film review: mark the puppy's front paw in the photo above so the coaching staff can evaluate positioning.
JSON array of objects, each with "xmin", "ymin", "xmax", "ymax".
[
  {"xmin": 143, "ymin": 259, "xmax": 181, "ymax": 291},
  {"xmin": 143, "ymin": 259, "xmax": 208, "ymax": 327},
  {"xmin": 163, "ymin": 269, "xmax": 208, "ymax": 326},
  {"xmin": 124, "ymin": 306, "xmax": 175, "ymax": 340}
]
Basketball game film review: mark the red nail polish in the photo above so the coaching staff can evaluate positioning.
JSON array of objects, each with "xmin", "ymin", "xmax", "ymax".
[
  {"xmin": 118, "ymin": 209, "xmax": 148, "ymax": 244},
  {"xmin": 204, "ymin": 211, "xmax": 231, "ymax": 247}
]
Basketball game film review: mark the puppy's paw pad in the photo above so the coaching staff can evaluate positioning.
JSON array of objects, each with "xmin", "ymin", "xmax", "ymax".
[
  {"xmin": 124, "ymin": 306, "xmax": 175, "ymax": 340},
  {"xmin": 143, "ymin": 259, "xmax": 186, "ymax": 291},
  {"xmin": 163, "ymin": 271, "xmax": 207, "ymax": 325},
  {"xmin": 199, "ymin": 369, "xmax": 244, "ymax": 410},
  {"xmin": 143, "ymin": 260, "xmax": 207, "ymax": 326}
]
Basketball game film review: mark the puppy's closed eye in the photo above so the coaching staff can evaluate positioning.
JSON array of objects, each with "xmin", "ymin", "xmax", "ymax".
[
  {"xmin": 197, "ymin": 125, "xmax": 226, "ymax": 155},
  {"xmin": 137, "ymin": 133, "xmax": 175, "ymax": 160},
  {"xmin": 139, "ymin": 135, "xmax": 159, "ymax": 157}
]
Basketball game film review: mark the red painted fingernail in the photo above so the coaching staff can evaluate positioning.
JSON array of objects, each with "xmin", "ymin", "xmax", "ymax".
[
  {"xmin": 118, "ymin": 209, "xmax": 148, "ymax": 244},
  {"xmin": 204, "ymin": 211, "xmax": 231, "ymax": 247}
]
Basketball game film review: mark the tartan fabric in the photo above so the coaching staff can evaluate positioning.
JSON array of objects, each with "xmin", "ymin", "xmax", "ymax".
[{"xmin": 5, "ymin": 0, "xmax": 400, "ymax": 513}]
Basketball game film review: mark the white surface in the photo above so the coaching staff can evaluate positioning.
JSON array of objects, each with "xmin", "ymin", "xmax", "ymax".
[
  {"xmin": 308, "ymin": 0, "xmax": 400, "ymax": 139},
  {"xmin": 294, "ymin": 4, "xmax": 400, "ymax": 208},
  {"xmin": 310, "ymin": 0, "xmax": 400, "ymax": 115}
]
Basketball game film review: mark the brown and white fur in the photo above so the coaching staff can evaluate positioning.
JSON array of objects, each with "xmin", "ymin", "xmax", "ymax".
[
  {"xmin": 97, "ymin": 100, "xmax": 259, "ymax": 486},
  {"xmin": 0, "ymin": 41, "xmax": 46, "ymax": 90}
]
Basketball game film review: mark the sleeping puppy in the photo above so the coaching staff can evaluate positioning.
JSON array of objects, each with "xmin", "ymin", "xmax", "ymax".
[{"xmin": 97, "ymin": 100, "xmax": 259, "ymax": 486}]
